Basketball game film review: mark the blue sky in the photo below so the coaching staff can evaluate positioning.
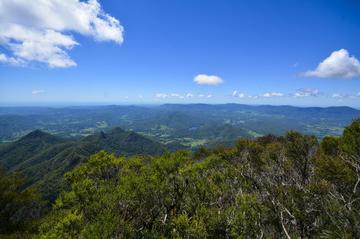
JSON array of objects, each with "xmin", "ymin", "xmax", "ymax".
[{"xmin": 1, "ymin": 0, "xmax": 360, "ymax": 107}]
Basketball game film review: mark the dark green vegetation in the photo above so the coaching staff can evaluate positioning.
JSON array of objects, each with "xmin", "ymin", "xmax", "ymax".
[
  {"xmin": 0, "ymin": 128, "xmax": 171, "ymax": 201},
  {"xmin": 0, "ymin": 168, "xmax": 45, "ymax": 238},
  {"xmin": 1, "ymin": 104, "xmax": 359, "ymax": 146},
  {"xmin": 1, "ymin": 119, "xmax": 360, "ymax": 238}
]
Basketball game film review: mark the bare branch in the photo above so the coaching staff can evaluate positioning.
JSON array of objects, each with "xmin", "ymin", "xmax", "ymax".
[
  {"xmin": 162, "ymin": 214, "xmax": 167, "ymax": 224},
  {"xmin": 353, "ymin": 177, "xmax": 360, "ymax": 194},
  {"xmin": 283, "ymin": 206, "xmax": 296, "ymax": 220},
  {"xmin": 280, "ymin": 211, "xmax": 292, "ymax": 239}
]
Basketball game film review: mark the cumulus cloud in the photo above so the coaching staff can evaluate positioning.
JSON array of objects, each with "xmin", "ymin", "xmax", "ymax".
[
  {"xmin": 31, "ymin": 89, "xmax": 45, "ymax": 95},
  {"xmin": 304, "ymin": 49, "xmax": 360, "ymax": 79},
  {"xmin": 293, "ymin": 89, "xmax": 320, "ymax": 97},
  {"xmin": 263, "ymin": 92, "xmax": 284, "ymax": 97},
  {"xmin": 0, "ymin": 0, "xmax": 124, "ymax": 68},
  {"xmin": 194, "ymin": 74, "xmax": 223, "ymax": 85}
]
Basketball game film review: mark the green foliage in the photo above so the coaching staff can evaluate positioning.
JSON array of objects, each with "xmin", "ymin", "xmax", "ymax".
[
  {"xmin": 285, "ymin": 131, "xmax": 318, "ymax": 184},
  {"xmin": 320, "ymin": 136, "xmax": 340, "ymax": 156},
  {"xmin": 229, "ymin": 194, "xmax": 267, "ymax": 238},
  {"xmin": 0, "ymin": 167, "xmax": 45, "ymax": 238},
  {"xmin": 3, "ymin": 118, "xmax": 360, "ymax": 237},
  {"xmin": 340, "ymin": 119, "xmax": 360, "ymax": 156}
]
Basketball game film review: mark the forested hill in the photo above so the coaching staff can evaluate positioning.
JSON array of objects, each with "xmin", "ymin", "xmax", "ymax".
[
  {"xmin": 1, "ymin": 119, "xmax": 360, "ymax": 238},
  {"xmin": 0, "ymin": 127, "xmax": 173, "ymax": 201}
]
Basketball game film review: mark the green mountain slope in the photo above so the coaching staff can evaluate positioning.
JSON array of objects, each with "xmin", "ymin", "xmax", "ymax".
[
  {"xmin": 0, "ymin": 128, "xmax": 169, "ymax": 200},
  {"xmin": 0, "ymin": 129, "xmax": 64, "ymax": 170},
  {"xmin": 79, "ymin": 127, "xmax": 166, "ymax": 156}
]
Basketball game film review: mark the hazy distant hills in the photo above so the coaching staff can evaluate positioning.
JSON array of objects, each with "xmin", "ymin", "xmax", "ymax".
[
  {"xmin": 0, "ymin": 104, "xmax": 359, "ymax": 146},
  {"xmin": 0, "ymin": 128, "xmax": 172, "ymax": 201}
]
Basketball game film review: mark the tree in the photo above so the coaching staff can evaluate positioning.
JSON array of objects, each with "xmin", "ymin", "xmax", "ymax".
[
  {"xmin": 0, "ymin": 166, "xmax": 45, "ymax": 237},
  {"xmin": 341, "ymin": 119, "xmax": 360, "ymax": 156}
]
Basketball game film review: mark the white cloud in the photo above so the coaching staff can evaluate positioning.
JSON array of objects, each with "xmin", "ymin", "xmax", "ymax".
[
  {"xmin": 263, "ymin": 92, "xmax": 284, "ymax": 97},
  {"xmin": 0, "ymin": 0, "xmax": 124, "ymax": 68},
  {"xmin": 194, "ymin": 74, "xmax": 223, "ymax": 85},
  {"xmin": 331, "ymin": 93, "xmax": 355, "ymax": 102},
  {"xmin": 155, "ymin": 93, "xmax": 186, "ymax": 99},
  {"xmin": 31, "ymin": 89, "xmax": 45, "ymax": 95},
  {"xmin": 332, "ymin": 93, "xmax": 355, "ymax": 99},
  {"xmin": 304, "ymin": 49, "xmax": 360, "ymax": 79},
  {"xmin": 332, "ymin": 93, "xmax": 344, "ymax": 99},
  {"xmin": 294, "ymin": 89, "xmax": 320, "ymax": 97},
  {"xmin": 0, "ymin": 54, "xmax": 5, "ymax": 62},
  {"xmin": 0, "ymin": 53, "xmax": 24, "ymax": 66},
  {"xmin": 156, "ymin": 92, "xmax": 212, "ymax": 100},
  {"xmin": 196, "ymin": 94, "xmax": 212, "ymax": 98},
  {"xmin": 232, "ymin": 91, "xmax": 246, "ymax": 98},
  {"xmin": 156, "ymin": 93, "xmax": 169, "ymax": 99},
  {"xmin": 170, "ymin": 93, "xmax": 183, "ymax": 98},
  {"xmin": 237, "ymin": 93, "xmax": 246, "ymax": 98},
  {"xmin": 332, "ymin": 93, "xmax": 341, "ymax": 99}
]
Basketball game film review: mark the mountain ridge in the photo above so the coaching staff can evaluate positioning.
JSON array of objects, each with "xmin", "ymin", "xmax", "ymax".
[{"xmin": 0, "ymin": 127, "xmax": 177, "ymax": 200}]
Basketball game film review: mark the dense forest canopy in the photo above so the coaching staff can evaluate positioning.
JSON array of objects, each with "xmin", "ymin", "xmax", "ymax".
[{"xmin": 1, "ymin": 119, "xmax": 360, "ymax": 238}]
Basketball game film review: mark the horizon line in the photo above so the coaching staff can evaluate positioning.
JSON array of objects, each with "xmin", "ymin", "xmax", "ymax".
[{"xmin": 0, "ymin": 102, "xmax": 359, "ymax": 110}]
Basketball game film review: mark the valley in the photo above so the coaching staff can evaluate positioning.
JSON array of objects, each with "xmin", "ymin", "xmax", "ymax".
[{"xmin": 1, "ymin": 104, "xmax": 359, "ymax": 147}]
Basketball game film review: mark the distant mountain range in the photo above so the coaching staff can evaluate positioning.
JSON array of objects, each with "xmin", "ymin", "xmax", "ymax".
[
  {"xmin": 0, "ymin": 128, "xmax": 175, "ymax": 201},
  {"xmin": 0, "ymin": 104, "xmax": 359, "ymax": 146}
]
